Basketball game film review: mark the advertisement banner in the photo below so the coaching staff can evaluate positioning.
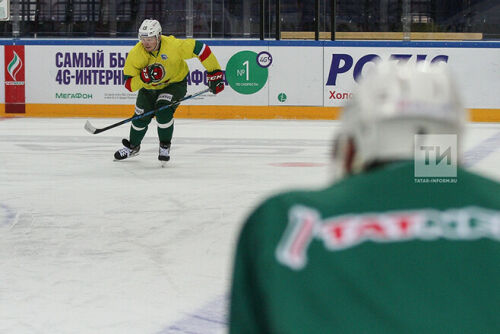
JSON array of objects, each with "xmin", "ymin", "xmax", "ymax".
[
  {"xmin": 323, "ymin": 46, "xmax": 500, "ymax": 109},
  {"xmin": 185, "ymin": 46, "xmax": 270, "ymax": 106},
  {"xmin": 0, "ymin": 46, "xmax": 4, "ymax": 104},
  {"xmin": 26, "ymin": 45, "xmax": 272, "ymax": 106},
  {"xmin": 26, "ymin": 46, "xmax": 135, "ymax": 105},
  {"xmin": 4, "ymin": 45, "xmax": 25, "ymax": 113},
  {"xmin": 268, "ymin": 46, "xmax": 323, "ymax": 106},
  {"xmin": 0, "ymin": 40, "xmax": 498, "ymax": 120}
]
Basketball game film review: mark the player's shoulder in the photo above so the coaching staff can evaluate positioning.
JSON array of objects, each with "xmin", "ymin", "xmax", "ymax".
[
  {"xmin": 246, "ymin": 187, "xmax": 327, "ymax": 224},
  {"xmin": 459, "ymin": 166, "xmax": 500, "ymax": 188},
  {"xmin": 161, "ymin": 35, "xmax": 179, "ymax": 45},
  {"xmin": 457, "ymin": 167, "xmax": 500, "ymax": 205},
  {"xmin": 128, "ymin": 41, "xmax": 147, "ymax": 57},
  {"xmin": 238, "ymin": 186, "xmax": 340, "ymax": 251},
  {"xmin": 160, "ymin": 35, "xmax": 187, "ymax": 52}
]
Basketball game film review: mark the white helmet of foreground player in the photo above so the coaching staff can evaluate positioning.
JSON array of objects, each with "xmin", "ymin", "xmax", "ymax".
[
  {"xmin": 138, "ymin": 19, "xmax": 162, "ymax": 52},
  {"xmin": 333, "ymin": 60, "xmax": 467, "ymax": 178}
]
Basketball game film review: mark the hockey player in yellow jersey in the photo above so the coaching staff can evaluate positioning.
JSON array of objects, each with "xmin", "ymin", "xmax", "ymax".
[{"xmin": 114, "ymin": 19, "xmax": 224, "ymax": 163}]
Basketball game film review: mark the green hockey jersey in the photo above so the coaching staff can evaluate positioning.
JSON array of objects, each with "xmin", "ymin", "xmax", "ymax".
[{"xmin": 229, "ymin": 162, "xmax": 500, "ymax": 334}]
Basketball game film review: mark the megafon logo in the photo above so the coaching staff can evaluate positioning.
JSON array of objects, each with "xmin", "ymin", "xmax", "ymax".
[
  {"xmin": 7, "ymin": 51, "xmax": 23, "ymax": 81},
  {"xmin": 326, "ymin": 54, "xmax": 449, "ymax": 86}
]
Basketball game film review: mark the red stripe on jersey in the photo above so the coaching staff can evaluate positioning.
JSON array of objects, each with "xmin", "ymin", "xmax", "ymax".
[
  {"xmin": 125, "ymin": 77, "xmax": 133, "ymax": 92},
  {"xmin": 199, "ymin": 45, "xmax": 212, "ymax": 62}
]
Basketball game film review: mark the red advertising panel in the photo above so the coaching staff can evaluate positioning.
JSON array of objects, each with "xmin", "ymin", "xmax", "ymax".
[{"xmin": 4, "ymin": 45, "xmax": 26, "ymax": 113}]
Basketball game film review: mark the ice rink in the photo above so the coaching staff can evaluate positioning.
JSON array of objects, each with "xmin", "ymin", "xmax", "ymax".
[{"xmin": 1, "ymin": 117, "xmax": 500, "ymax": 334}]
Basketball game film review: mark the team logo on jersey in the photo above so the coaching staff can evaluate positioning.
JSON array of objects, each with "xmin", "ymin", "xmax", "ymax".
[
  {"xmin": 276, "ymin": 205, "xmax": 500, "ymax": 270},
  {"xmin": 149, "ymin": 63, "xmax": 166, "ymax": 83},
  {"xmin": 161, "ymin": 54, "xmax": 168, "ymax": 60}
]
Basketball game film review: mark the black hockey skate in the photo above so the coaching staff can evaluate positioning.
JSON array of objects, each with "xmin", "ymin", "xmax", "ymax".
[
  {"xmin": 114, "ymin": 139, "xmax": 140, "ymax": 160},
  {"xmin": 158, "ymin": 142, "xmax": 171, "ymax": 165}
]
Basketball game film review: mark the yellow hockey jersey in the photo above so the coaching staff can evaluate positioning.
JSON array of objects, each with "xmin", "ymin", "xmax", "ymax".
[{"xmin": 123, "ymin": 35, "xmax": 221, "ymax": 92}]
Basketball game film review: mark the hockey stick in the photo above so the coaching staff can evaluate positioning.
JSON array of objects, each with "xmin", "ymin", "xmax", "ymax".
[{"xmin": 84, "ymin": 88, "xmax": 210, "ymax": 135}]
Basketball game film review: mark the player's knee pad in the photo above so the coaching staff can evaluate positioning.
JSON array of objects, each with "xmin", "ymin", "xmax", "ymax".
[
  {"xmin": 157, "ymin": 118, "xmax": 174, "ymax": 130},
  {"xmin": 132, "ymin": 116, "xmax": 151, "ymax": 130},
  {"xmin": 155, "ymin": 107, "xmax": 174, "ymax": 124}
]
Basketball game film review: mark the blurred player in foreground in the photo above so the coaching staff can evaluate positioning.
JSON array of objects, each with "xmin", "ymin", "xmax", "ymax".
[
  {"xmin": 228, "ymin": 60, "xmax": 500, "ymax": 333},
  {"xmin": 114, "ymin": 19, "xmax": 224, "ymax": 163}
]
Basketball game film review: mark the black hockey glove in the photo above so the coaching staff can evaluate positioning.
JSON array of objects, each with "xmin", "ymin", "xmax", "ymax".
[{"xmin": 207, "ymin": 70, "xmax": 224, "ymax": 94}]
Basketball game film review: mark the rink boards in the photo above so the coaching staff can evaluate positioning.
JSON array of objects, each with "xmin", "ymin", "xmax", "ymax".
[{"xmin": 0, "ymin": 39, "xmax": 499, "ymax": 121}]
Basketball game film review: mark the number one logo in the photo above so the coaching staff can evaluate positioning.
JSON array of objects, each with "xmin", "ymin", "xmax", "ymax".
[
  {"xmin": 242, "ymin": 60, "xmax": 249, "ymax": 80},
  {"xmin": 226, "ymin": 50, "xmax": 268, "ymax": 95}
]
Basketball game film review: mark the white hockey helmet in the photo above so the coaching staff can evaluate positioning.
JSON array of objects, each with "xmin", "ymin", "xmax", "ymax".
[
  {"xmin": 333, "ymin": 60, "xmax": 467, "ymax": 176},
  {"xmin": 138, "ymin": 19, "xmax": 162, "ymax": 40}
]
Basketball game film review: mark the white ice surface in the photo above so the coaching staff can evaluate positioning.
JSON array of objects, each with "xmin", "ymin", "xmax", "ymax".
[{"xmin": 0, "ymin": 118, "xmax": 499, "ymax": 334}]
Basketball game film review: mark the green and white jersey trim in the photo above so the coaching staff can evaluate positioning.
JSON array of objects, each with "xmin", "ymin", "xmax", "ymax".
[{"xmin": 276, "ymin": 205, "xmax": 500, "ymax": 270}]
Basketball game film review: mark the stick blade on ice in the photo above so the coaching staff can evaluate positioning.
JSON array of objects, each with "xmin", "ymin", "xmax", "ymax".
[{"xmin": 84, "ymin": 120, "xmax": 98, "ymax": 134}]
